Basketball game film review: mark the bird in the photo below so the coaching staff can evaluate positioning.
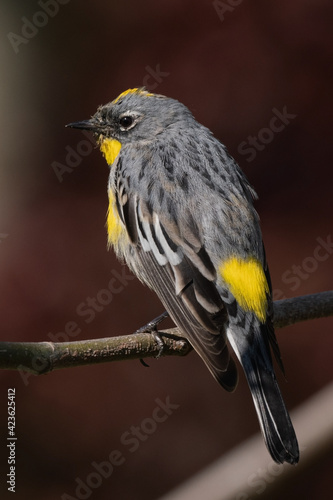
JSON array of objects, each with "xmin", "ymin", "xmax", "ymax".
[{"xmin": 67, "ymin": 87, "xmax": 299, "ymax": 464}]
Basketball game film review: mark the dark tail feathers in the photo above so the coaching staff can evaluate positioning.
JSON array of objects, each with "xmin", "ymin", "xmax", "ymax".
[
  {"xmin": 244, "ymin": 354, "xmax": 299, "ymax": 464},
  {"xmin": 228, "ymin": 324, "xmax": 299, "ymax": 465}
]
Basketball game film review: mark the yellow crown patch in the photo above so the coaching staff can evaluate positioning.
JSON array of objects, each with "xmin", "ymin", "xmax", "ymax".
[{"xmin": 112, "ymin": 88, "xmax": 154, "ymax": 104}]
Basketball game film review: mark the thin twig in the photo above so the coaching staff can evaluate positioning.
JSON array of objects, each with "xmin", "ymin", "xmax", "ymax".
[
  {"xmin": 0, "ymin": 291, "xmax": 332, "ymax": 376},
  {"xmin": 273, "ymin": 290, "xmax": 333, "ymax": 328}
]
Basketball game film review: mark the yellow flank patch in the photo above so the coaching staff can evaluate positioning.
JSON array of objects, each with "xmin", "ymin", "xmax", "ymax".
[
  {"xmin": 219, "ymin": 256, "xmax": 269, "ymax": 322},
  {"xmin": 99, "ymin": 138, "xmax": 121, "ymax": 166},
  {"xmin": 107, "ymin": 189, "xmax": 125, "ymax": 247},
  {"xmin": 112, "ymin": 88, "xmax": 154, "ymax": 103}
]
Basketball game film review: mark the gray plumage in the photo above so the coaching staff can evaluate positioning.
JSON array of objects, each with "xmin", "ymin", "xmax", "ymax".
[{"xmin": 67, "ymin": 88, "xmax": 299, "ymax": 464}]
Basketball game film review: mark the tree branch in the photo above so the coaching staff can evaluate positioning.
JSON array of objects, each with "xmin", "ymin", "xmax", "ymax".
[
  {"xmin": 0, "ymin": 291, "xmax": 332, "ymax": 376},
  {"xmin": 273, "ymin": 290, "xmax": 333, "ymax": 328}
]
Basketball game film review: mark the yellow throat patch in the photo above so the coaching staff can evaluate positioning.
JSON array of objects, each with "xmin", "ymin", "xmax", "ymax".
[
  {"xmin": 99, "ymin": 138, "xmax": 122, "ymax": 166},
  {"xmin": 106, "ymin": 189, "xmax": 125, "ymax": 248},
  {"xmin": 219, "ymin": 256, "xmax": 269, "ymax": 322},
  {"xmin": 99, "ymin": 88, "xmax": 154, "ymax": 164}
]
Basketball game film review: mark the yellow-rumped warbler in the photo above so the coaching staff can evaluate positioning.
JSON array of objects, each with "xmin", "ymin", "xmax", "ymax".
[{"xmin": 68, "ymin": 88, "xmax": 299, "ymax": 464}]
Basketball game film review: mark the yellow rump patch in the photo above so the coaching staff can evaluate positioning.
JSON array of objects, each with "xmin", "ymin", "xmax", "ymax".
[
  {"xmin": 99, "ymin": 138, "xmax": 121, "ymax": 166},
  {"xmin": 112, "ymin": 88, "xmax": 154, "ymax": 104},
  {"xmin": 219, "ymin": 256, "xmax": 269, "ymax": 322},
  {"xmin": 107, "ymin": 189, "xmax": 125, "ymax": 248}
]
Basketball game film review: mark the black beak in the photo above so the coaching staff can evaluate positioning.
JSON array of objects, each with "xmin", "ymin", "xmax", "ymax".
[{"xmin": 66, "ymin": 118, "xmax": 101, "ymax": 132}]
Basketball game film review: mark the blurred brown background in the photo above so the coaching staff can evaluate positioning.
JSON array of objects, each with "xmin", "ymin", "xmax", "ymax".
[{"xmin": 0, "ymin": 1, "xmax": 332, "ymax": 499}]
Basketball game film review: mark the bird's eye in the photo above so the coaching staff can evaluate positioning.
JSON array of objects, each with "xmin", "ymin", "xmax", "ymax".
[{"xmin": 119, "ymin": 115, "xmax": 134, "ymax": 129}]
